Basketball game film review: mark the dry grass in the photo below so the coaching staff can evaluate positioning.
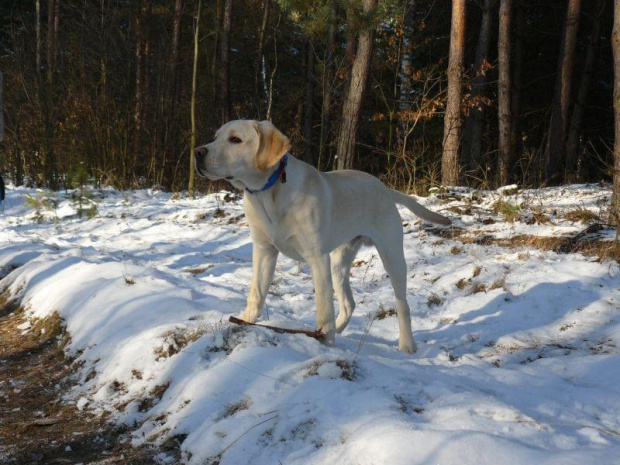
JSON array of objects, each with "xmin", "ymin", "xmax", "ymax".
[
  {"xmin": 155, "ymin": 324, "xmax": 215, "ymax": 358},
  {"xmin": 0, "ymin": 306, "xmax": 159, "ymax": 462},
  {"xmin": 427, "ymin": 292, "xmax": 444, "ymax": 307},
  {"xmin": 564, "ymin": 208, "xmax": 599, "ymax": 224},
  {"xmin": 491, "ymin": 200, "xmax": 521, "ymax": 223},
  {"xmin": 138, "ymin": 382, "xmax": 172, "ymax": 412},
  {"xmin": 374, "ymin": 307, "xmax": 397, "ymax": 320},
  {"xmin": 218, "ymin": 398, "xmax": 253, "ymax": 420},
  {"xmin": 453, "ymin": 231, "xmax": 620, "ymax": 263},
  {"xmin": 489, "ymin": 275, "xmax": 507, "ymax": 291}
]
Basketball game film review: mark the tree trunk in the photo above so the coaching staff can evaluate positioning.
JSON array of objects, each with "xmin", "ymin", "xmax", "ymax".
[
  {"xmin": 303, "ymin": 41, "xmax": 315, "ymax": 165},
  {"xmin": 255, "ymin": 0, "xmax": 270, "ymax": 117},
  {"xmin": 166, "ymin": 0, "xmax": 184, "ymax": 181},
  {"xmin": 217, "ymin": 0, "xmax": 232, "ymax": 124},
  {"xmin": 318, "ymin": 1, "xmax": 337, "ymax": 171},
  {"xmin": 462, "ymin": 0, "xmax": 495, "ymax": 175},
  {"xmin": 612, "ymin": 0, "xmax": 620, "ymax": 226},
  {"xmin": 336, "ymin": 0, "xmax": 378, "ymax": 171},
  {"xmin": 544, "ymin": 0, "xmax": 582, "ymax": 184},
  {"xmin": 441, "ymin": 0, "xmax": 466, "ymax": 186},
  {"xmin": 497, "ymin": 0, "xmax": 512, "ymax": 186},
  {"xmin": 510, "ymin": 0, "xmax": 524, "ymax": 174},
  {"xmin": 36, "ymin": 0, "xmax": 42, "ymax": 79},
  {"xmin": 44, "ymin": 0, "xmax": 58, "ymax": 188},
  {"xmin": 46, "ymin": 0, "xmax": 55, "ymax": 85},
  {"xmin": 189, "ymin": 0, "xmax": 202, "ymax": 197},
  {"xmin": 134, "ymin": 0, "xmax": 145, "ymax": 180},
  {"xmin": 565, "ymin": 0, "xmax": 605, "ymax": 181},
  {"xmin": 397, "ymin": 0, "xmax": 417, "ymax": 113}
]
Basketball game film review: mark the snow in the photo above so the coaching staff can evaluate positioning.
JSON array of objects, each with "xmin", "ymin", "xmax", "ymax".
[{"xmin": 1, "ymin": 184, "xmax": 619, "ymax": 464}]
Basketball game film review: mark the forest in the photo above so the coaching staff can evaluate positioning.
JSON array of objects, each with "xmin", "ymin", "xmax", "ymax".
[{"xmin": 0, "ymin": 0, "xmax": 618, "ymax": 203}]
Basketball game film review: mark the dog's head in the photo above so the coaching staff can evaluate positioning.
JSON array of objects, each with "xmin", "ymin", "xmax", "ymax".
[{"xmin": 194, "ymin": 120, "xmax": 290, "ymax": 189}]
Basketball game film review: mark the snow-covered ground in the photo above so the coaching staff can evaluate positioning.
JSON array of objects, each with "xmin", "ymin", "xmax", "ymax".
[{"xmin": 1, "ymin": 184, "xmax": 619, "ymax": 464}]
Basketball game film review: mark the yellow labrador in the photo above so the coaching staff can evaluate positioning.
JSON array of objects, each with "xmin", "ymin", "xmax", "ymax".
[{"xmin": 195, "ymin": 120, "xmax": 451, "ymax": 353}]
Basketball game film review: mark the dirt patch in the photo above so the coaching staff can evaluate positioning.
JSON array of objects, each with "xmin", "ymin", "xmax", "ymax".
[{"xmin": 0, "ymin": 304, "xmax": 166, "ymax": 464}]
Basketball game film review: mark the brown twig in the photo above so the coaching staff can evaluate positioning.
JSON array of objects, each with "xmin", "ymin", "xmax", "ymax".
[{"xmin": 228, "ymin": 316, "xmax": 325, "ymax": 340}]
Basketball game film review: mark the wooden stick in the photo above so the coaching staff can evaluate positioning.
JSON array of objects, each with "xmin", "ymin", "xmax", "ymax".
[{"xmin": 228, "ymin": 316, "xmax": 325, "ymax": 340}]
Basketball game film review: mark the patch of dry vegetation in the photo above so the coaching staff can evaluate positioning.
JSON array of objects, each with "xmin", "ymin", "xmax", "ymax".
[{"xmin": 0, "ymin": 303, "xmax": 162, "ymax": 462}]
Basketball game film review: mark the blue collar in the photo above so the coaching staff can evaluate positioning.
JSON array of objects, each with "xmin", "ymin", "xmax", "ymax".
[{"xmin": 246, "ymin": 154, "xmax": 289, "ymax": 194}]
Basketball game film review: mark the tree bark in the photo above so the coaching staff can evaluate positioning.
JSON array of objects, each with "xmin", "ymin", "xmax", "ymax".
[
  {"xmin": 46, "ymin": 0, "xmax": 55, "ymax": 85},
  {"xmin": 612, "ymin": 0, "xmax": 620, "ymax": 226},
  {"xmin": 36, "ymin": 0, "xmax": 42, "ymax": 79},
  {"xmin": 510, "ymin": 0, "xmax": 524, "ymax": 173},
  {"xmin": 44, "ymin": 0, "xmax": 59, "ymax": 188},
  {"xmin": 162, "ymin": 0, "xmax": 184, "ymax": 187},
  {"xmin": 134, "ymin": 0, "xmax": 145, "ymax": 180},
  {"xmin": 318, "ymin": 1, "xmax": 337, "ymax": 171},
  {"xmin": 497, "ymin": 0, "xmax": 512, "ymax": 186},
  {"xmin": 462, "ymin": 0, "xmax": 495, "ymax": 175},
  {"xmin": 336, "ymin": 0, "xmax": 378, "ymax": 171},
  {"xmin": 544, "ymin": 0, "xmax": 582, "ymax": 184},
  {"xmin": 441, "ymin": 0, "xmax": 466, "ymax": 186},
  {"xmin": 565, "ymin": 0, "xmax": 605, "ymax": 181},
  {"xmin": 255, "ymin": 0, "xmax": 270, "ymax": 116},
  {"xmin": 397, "ymin": 0, "xmax": 417, "ymax": 113},
  {"xmin": 217, "ymin": 0, "xmax": 232, "ymax": 124},
  {"xmin": 189, "ymin": 0, "xmax": 202, "ymax": 198},
  {"xmin": 303, "ymin": 41, "xmax": 315, "ymax": 165}
]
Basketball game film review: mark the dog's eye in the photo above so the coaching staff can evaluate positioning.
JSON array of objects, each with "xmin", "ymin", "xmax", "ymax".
[{"xmin": 228, "ymin": 136, "xmax": 242, "ymax": 144}]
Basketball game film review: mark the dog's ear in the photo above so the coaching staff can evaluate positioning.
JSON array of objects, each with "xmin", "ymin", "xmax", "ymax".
[{"xmin": 252, "ymin": 120, "xmax": 290, "ymax": 171}]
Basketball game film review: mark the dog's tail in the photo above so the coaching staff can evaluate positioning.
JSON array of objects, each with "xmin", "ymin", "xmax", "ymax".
[{"xmin": 390, "ymin": 190, "xmax": 451, "ymax": 226}]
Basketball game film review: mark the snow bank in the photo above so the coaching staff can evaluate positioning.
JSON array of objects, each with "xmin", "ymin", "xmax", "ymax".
[{"xmin": 1, "ymin": 184, "xmax": 619, "ymax": 464}]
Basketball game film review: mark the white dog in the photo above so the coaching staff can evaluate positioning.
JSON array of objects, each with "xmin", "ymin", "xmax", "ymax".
[{"xmin": 195, "ymin": 120, "xmax": 451, "ymax": 353}]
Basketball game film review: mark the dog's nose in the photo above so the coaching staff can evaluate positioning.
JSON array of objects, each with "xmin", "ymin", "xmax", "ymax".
[{"xmin": 194, "ymin": 146, "xmax": 208, "ymax": 158}]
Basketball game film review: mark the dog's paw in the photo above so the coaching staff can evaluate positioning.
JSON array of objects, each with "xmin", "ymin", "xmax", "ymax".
[
  {"xmin": 239, "ymin": 309, "xmax": 259, "ymax": 324},
  {"xmin": 322, "ymin": 330, "xmax": 335, "ymax": 346},
  {"xmin": 335, "ymin": 316, "xmax": 350, "ymax": 333},
  {"xmin": 399, "ymin": 340, "xmax": 417, "ymax": 354}
]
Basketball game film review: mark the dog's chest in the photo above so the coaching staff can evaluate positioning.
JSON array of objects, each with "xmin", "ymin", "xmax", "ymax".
[{"xmin": 245, "ymin": 200, "xmax": 305, "ymax": 261}]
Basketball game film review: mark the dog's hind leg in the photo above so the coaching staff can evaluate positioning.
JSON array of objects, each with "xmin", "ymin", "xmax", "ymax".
[
  {"xmin": 373, "ymin": 227, "xmax": 417, "ymax": 354},
  {"xmin": 308, "ymin": 253, "xmax": 336, "ymax": 344},
  {"xmin": 331, "ymin": 238, "xmax": 363, "ymax": 333}
]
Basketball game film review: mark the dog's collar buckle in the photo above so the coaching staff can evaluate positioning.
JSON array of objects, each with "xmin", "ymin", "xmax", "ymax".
[{"xmin": 246, "ymin": 154, "xmax": 289, "ymax": 194}]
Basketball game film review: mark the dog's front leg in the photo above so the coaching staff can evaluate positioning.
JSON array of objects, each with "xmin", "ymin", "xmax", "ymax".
[
  {"xmin": 240, "ymin": 241, "xmax": 278, "ymax": 323},
  {"xmin": 308, "ymin": 254, "xmax": 336, "ymax": 345}
]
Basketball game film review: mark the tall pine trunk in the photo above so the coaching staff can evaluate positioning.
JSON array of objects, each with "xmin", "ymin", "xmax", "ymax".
[
  {"xmin": 510, "ymin": 0, "xmax": 524, "ymax": 176},
  {"xmin": 217, "ymin": 0, "xmax": 232, "ymax": 124},
  {"xmin": 612, "ymin": 0, "xmax": 620, "ymax": 226},
  {"xmin": 36, "ymin": 0, "xmax": 42, "ymax": 80},
  {"xmin": 544, "ymin": 0, "xmax": 582, "ymax": 184},
  {"xmin": 441, "ymin": 0, "xmax": 466, "ymax": 186},
  {"xmin": 163, "ymin": 0, "xmax": 184, "ymax": 187},
  {"xmin": 565, "ymin": 0, "xmax": 605, "ymax": 181},
  {"xmin": 336, "ymin": 0, "xmax": 378, "ymax": 171},
  {"xmin": 303, "ymin": 41, "xmax": 315, "ymax": 165},
  {"xmin": 318, "ymin": 1, "xmax": 336, "ymax": 171},
  {"xmin": 189, "ymin": 0, "xmax": 202, "ymax": 198},
  {"xmin": 497, "ymin": 0, "xmax": 512, "ymax": 186},
  {"xmin": 462, "ymin": 0, "xmax": 495, "ymax": 176}
]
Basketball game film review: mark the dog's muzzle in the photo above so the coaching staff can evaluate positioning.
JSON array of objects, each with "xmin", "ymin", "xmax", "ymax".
[{"xmin": 194, "ymin": 146, "xmax": 210, "ymax": 178}]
